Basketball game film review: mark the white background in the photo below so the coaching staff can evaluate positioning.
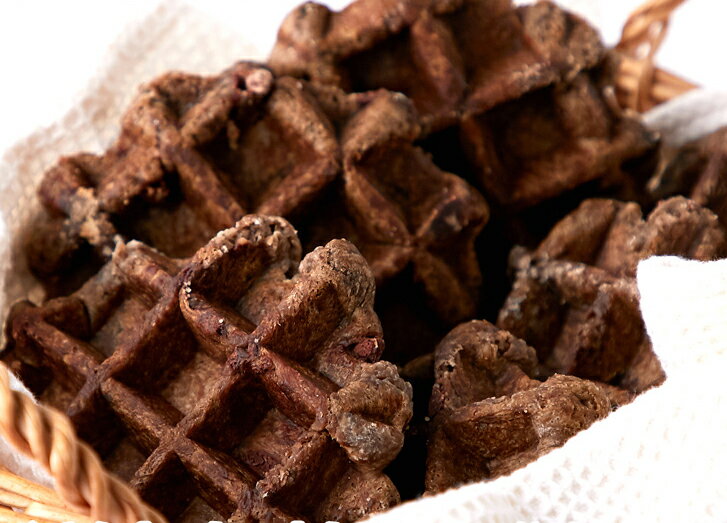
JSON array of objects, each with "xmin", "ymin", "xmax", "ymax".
[{"xmin": 0, "ymin": 0, "xmax": 724, "ymax": 154}]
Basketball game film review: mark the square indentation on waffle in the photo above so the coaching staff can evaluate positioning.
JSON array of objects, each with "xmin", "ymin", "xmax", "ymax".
[
  {"xmin": 497, "ymin": 248, "xmax": 646, "ymax": 386},
  {"xmin": 5, "ymin": 215, "xmax": 412, "ymax": 522},
  {"xmin": 535, "ymin": 196, "xmax": 727, "ymax": 278},
  {"xmin": 459, "ymin": 69, "xmax": 655, "ymax": 210},
  {"xmin": 518, "ymin": 196, "xmax": 727, "ymax": 392},
  {"xmin": 27, "ymin": 62, "xmax": 339, "ymax": 292}
]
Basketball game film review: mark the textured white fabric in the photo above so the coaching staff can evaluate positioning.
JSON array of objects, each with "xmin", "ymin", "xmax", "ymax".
[{"xmin": 1, "ymin": 2, "xmax": 727, "ymax": 522}]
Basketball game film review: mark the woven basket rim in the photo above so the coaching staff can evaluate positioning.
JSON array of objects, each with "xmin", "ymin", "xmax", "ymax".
[{"xmin": 615, "ymin": 0, "xmax": 697, "ymax": 112}]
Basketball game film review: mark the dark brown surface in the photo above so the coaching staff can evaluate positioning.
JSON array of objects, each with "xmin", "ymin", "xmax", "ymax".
[
  {"xmin": 425, "ymin": 320, "xmax": 611, "ymax": 492},
  {"xmin": 5, "ymin": 215, "xmax": 413, "ymax": 523},
  {"xmin": 12, "ymin": 0, "xmax": 727, "ymax": 516},
  {"xmin": 383, "ymin": 352, "xmax": 436, "ymax": 501},
  {"xmin": 527, "ymin": 195, "xmax": 727, "ymax": 391},
  {"xmin": 297, "ymin": 87, "xmax": 489, "ymax": 361},
  {"xmin": 536, "ymin": 196, "xmax": 727, "ymax": 277},
  {"xmin": 458, "ymin": 66, "xmax": 656, "ymax": 210},
  {"xmin": 27, "ymin": 62, "xmax": 339, "ymax": 294},
  {"xmin": 270, "ymin": 0, "xmax": 604, "ymax": 132},
  {"xmin": 27, "ymin": 62, "xmax": 489, "ymax": 363},
  {"xmin": 498, "ymin": 249, "xmax": 647, "ymax": 385},
  {"xmin": 649, "ymin": 126, "xmax": 727, "ymax": 231}
]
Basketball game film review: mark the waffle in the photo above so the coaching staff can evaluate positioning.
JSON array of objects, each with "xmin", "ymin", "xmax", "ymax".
[
  {"xmin": 520, "ymin": 196, "xmax": 727, "ymax": 391},
  {"xmin": 498, "ymin": 250, "xmax": 645, "ymax": 383},
  {"xmin": 458, "ymin": 67, "xmax": 657, "ymax": 209},
  {"xmin": 270, "ymin": 0, "xmax": 604, "ymax": 132},
  {"xmin": 426, "ymin": 320, "xmax": 611, "ymax": 492},
  {"xmin": 648, "ymin": 126, "xmax": 727, "ymax": 229},
  {"xmin": 536, "ymin": 196, "xmax": 727, "ymax": 277},
  {"xmin": 5, "ymin": 215, "xmax": 412, "ymax": 522},
  {"xmin": 9, "ymin": 0, "xmax": 712, "ymax": 515},
  {"xmin": 297, "ymin": 88, "xmax": 490, "ymax": 360},
  {"xmin": 27, "ymin": 61, "xmax": 488, "ymax": 364},
  {"xmin": 27, "ymin": 62, "xmax": 339, "ymax": 294}
]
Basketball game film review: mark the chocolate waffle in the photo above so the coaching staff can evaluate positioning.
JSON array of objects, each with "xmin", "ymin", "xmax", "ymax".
[
  {"xmin": 28, "ymin": 58, "xmax": 489, "ymax": 362},
  {"xmin": 517, "ymin": 196, "xmax": 727, "ymax": 391},
  {"xmin": 499, "ymin": 250, "xmax": 645, "ymax": 384},
  {"xmin": 298, "ymin": 88, "xmax": 489, "ymax": 360},
  {"xmin": 648, "ymin": 126, "xmax": 727, "ymax": 229},
  {"xmin": 458, "ymin": 67, "xmax": 656, "ymax": 209},
  {"xmin": 536, "ymin": 196, "xmax": 727, "ymax": 277},
  {"xmin": 426, "ymin": 320, "xmax": 611, "ymax": 492},
  {"xmin": 270, "ymin": 0, "xmax": 604, "ymax": 132},
  {"xmin": 5, "ymin": 215, "xmax": 412, "ymax": 522},
  {"xmin": 27, "ymin": 62, "xmax": 339, "ymax": 295},
  {"xmin": 8, "ymin": 0, "xmax": 714, "ymax": 516}
]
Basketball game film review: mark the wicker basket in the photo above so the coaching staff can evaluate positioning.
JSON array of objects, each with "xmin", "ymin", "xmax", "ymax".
[
  {"xmin": 0, "ymin": 0, "xmax": 697, "ymax": 522},
  {"xmin": 616, "ymin": 0, "xmax": 696, "ymax": 111},
  {"xmin": 0, "ymin": 364, "xmax": 165, "ymax": 523}
]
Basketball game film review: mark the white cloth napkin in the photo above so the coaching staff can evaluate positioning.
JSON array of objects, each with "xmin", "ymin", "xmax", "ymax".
[{"xmin": 2, "ymin": 2, "xmax": 727, "ymax": 522}]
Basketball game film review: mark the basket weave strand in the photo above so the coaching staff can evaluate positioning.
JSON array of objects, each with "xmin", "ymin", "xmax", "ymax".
[
  {"xmin": 0, "ymin": 465, "xmax": 95, "ymax": 523},
  {"xmin": 616, "ymin": 0, "xmax": 697, "ymax": 111},
  {"xmin": 0, "ymin": 364, "xmax": 167, "ymax": 523}
]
